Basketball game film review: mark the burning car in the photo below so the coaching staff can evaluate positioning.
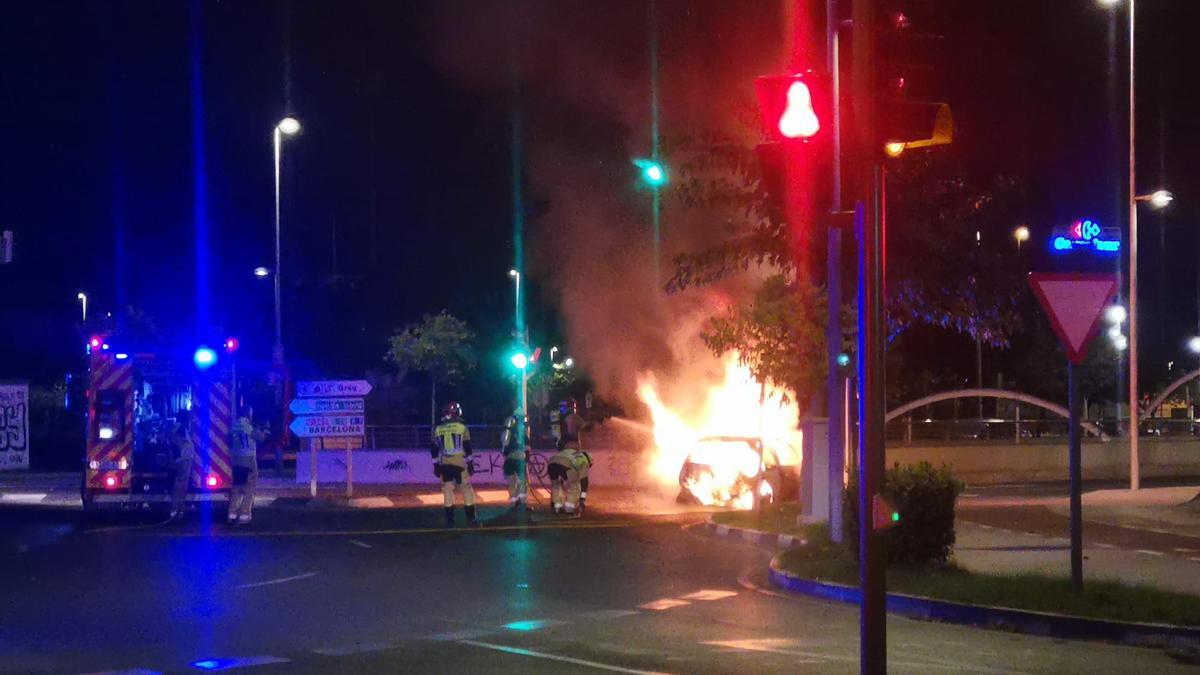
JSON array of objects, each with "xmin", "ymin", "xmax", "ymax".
[{"xmin": 676, "ymin": 435, "xmax": 801, "ymax": 509}]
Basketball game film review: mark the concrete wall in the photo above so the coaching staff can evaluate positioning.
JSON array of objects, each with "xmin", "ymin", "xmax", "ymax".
[{"xmin": 889, "ymin": 439, "xmax": 1200, "ymax": 484}]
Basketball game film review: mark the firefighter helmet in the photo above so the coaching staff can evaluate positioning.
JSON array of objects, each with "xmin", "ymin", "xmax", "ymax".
[{"xmin": 441, "ymin": 401, "xmax": 463, "ymax": 421}]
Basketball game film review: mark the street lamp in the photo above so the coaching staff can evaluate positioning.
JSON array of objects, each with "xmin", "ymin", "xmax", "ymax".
[
  {"xmin": 1106, "ymin": 304, "xmax": 1127, "ymax": 325},
  {"xmin": 1014, "ymin": 225, "xmax": 1030, "ymax": 250},
  {"xmin": 272, "ymin": 116, "xmax": 301, "ymax": 367},
  {"xmin": 1188, "ymin": 337, "xmax": 1200, "ymax": 355},
  {"xmin": 1137, "ymin": 189, "xmax": 1173, "ymax": 209},
  {"xmin": 253, "ymin": 266, "xmax": 270, "ymax": 278},
  {"xmin": 76, "ymin": 292, "xmax": 87, "ymax": 323}
]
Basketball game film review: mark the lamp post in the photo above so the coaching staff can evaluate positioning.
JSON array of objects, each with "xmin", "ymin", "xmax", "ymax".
[
  {"xmin": 1014, "ymin": 226, "xmax": 1030, "ymax": 251},
  {"xmin": 76, "ymin": 292, "xmax": 87, "ymax": 323},
  {"xmin": 272, "ymin": 116, "xmax": 300, "ymax": 367}
]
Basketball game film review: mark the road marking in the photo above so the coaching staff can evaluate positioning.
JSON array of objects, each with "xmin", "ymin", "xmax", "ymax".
[
  {"xmin": 460, "ymin": 640, "xmax": 672, "ymax": 675},
  {"xmin": 679, "ymin": 589, "xmax": 738, "ymax": 601},
  {"xmin": 312, "ymin": 641, "xmax": 398, "ymax": 656},
  {"xmin": 639, "ymin": 598, "xmax": 690, "ymax": 611},
  {"xmin": 190, "ymin": 656, "xmax": 291, "ymax": 670},
  {"xmin": 1136, "ymin": 549, "xmax": 1164, "ymax": 557},
  {"xmin": 1190, "ymin": 557, "xmax": 1200, "ymax": 563},
  {"xmin": 236, "ymin": 572, "xmax": 316, "ymax": 589},
  {"xmin": 1093, "ymin": 543, "xmax": 1116, "ymax": 549},
  {"xmin": 577, "ymin": 609, "xmax": 640, "ymax": 621},
  {"xmin": 0, "ymin": 492, "xmax": 47, "ymax": 504},
  {"xmin": 348, "ymin": 539, "xmax": 372, "ymax": 549},
  {"xmin": 139, "ymin": 520, "xmax": 660, "ymax": 538},
  {"xmin": 1173, "ymin": 548, "xmax": 1198, "ymax": 553},
  {"xmin": 702, "ymin": 640, "xmax": 1026, "ymax": 673},
  {"xmin": 504, "ymin": 619, "xmax": 569, "ymax": 631}
]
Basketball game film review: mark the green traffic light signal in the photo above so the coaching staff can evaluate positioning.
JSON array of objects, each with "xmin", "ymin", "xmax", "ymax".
[
  {"xmin": 510, "ymin": 352, "xmax": 529, "ymax": 370},
  {"xmin": 837, "ymin": 352, "xmax": 851, "ymax": 368},
  {"xmin": 633, "ymin": 158, "xmax": 667, "ymax": 187},
  {"xmin": 891, "ymin": 511, "xmax": 900, "ymax": 523}
]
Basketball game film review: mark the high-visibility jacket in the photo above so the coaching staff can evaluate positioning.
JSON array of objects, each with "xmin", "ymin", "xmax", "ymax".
[
  {"xmin": 431, "ymin": 419, "xmax": 472, "ymax": 469},
  {"xmin": 231, "ymin": 416, "xmax": 258, "ymax": 461},
  {"xmin": 501, "ymin": 415, "xmax": 526, "ymax": 457}
]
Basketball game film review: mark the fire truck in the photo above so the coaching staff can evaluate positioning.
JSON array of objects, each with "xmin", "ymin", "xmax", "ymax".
[{"xmin": 82, "ymin": 338, "xmax": 236, "ymax": 512}]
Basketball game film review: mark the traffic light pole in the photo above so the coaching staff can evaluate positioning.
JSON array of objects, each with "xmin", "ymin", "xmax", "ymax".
[
  {"xmin": 825, "ymin": 0, "xmax": 846, "ymax": 545},
  {"xmin": 851, "ymin": 0, "xmax": 886, "ymax": 672}
]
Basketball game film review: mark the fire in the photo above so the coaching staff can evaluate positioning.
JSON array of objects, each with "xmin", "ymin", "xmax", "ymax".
[{"xmin": 638, "ymin": 354, "xmax": 801, "ymax": 509}]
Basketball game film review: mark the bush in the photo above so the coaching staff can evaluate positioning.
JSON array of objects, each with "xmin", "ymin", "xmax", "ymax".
[{"xmin": 844, "ymin": 462, "xmax": 964, "ymax": 568}]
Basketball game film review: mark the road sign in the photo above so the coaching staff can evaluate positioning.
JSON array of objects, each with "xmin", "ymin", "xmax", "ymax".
[
  {"xmin": 289, "ymin": 398, "xmax": 365, "ymax": 415},
  {"xmin": 1028, "ymin": 273, "xmax": 1118, "ymax": 365},
  {"xmin": 289, "ymin": 415, "xmax": 365, "ymax": 437},
  {"xmin": 296, "ymin": 380, "xmax": 373, "ymax": 398}
]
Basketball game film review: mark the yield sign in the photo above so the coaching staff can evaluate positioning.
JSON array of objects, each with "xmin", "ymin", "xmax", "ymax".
[{"xmin": 1028, "ymin": 273, "xmax": 1118, "ymax": 365}]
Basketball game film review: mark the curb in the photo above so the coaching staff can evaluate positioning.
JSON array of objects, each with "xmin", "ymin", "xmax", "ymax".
[
  {"xmin": 701, "ymin": 518, "xmax": 806, "ymax": 550},
  {"xmin": 767, "ymin": 556, "xmax": 1200, "ymax": 651}
]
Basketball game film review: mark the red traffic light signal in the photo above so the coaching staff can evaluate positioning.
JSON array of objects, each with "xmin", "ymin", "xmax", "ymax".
[{"xmin": 755, "ymin": 72, "xmax": 829, "ymax": 145}]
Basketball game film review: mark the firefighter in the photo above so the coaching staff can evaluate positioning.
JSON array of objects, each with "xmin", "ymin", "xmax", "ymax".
[
  {"xmin": 548, "ymin": 444, "xmax": 591, "ymax": 516},
  {"xmin": 571, "ymin": 447, "xmax": 594, "ymax": 514},
  {"xmin": 550, "ymin": 398, "xmax": 583, "ymax": 450},
  {"xmin": 431, "ymin": 401, "xmax": 477, "ymax": 527},
  {"xmin": 500, "ymin": 408, "xmax": 529, "ymax": 510},
  {"xmin": 168, "ymin": 409, "xmax": 195, "ymax": 522},
  {"xmin": 229, "ymin": 405, "xmax": 266, "ymax": 525}
]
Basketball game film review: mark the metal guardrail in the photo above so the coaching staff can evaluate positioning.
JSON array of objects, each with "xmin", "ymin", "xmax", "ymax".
[
  {"xmin": 886, "ymin": 417, "xmax": 1200, "ymax": 445},
  {"xmin": 363, "ymin": 425, "xmax": 635, "ymax": 451}
]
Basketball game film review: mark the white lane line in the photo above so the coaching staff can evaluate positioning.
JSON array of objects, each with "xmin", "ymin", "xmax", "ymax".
[
  {"xmin": 1136, "ymin": 549, "xmax": 1164, "ymax": 557},
  {"xmin": 348, "ymin": 539, "xmax": 373, "ymax": 549},
  {"xmin": 1190, "ymin": 557, "xmax": 1200, "ymax": 563},
  {"xmin": 1172, "ymin": 548, "xmax": 1199, "ymax": 553},
  {"xmin": 679, "ymin": 589, "xmax": 738, "ymax": 601},
  {"xmin": 189, "ymin": 655, "xmax": 291, "ymax": 670},
  {"xmin": 0, "ymin": 493, "xmax": 48, "ymax": 504},
  {"xmin": 1093, "ymin": 543, "xmax": 1116, "ymax": 549},
  {"xmin": 702, "ymin": 640, "xmax": 1026, "ymax": 674},
  {"xmin": 236, "ymin": 572, "xmax": 317, "ymax": 589},
  {"xmin": 639, "ymin": 598, "xmax": 690, "ymax": 611},
  {"xmin": 578, "ymin": 609, "xmax": 640, "ymax": 621},
  {"xmin": 312, "ymin": 641, "xmax": 398, "ymax": 656},
  {"xmin": 461, "ymin": 640, "xmax": 672, "ymax": 675}
]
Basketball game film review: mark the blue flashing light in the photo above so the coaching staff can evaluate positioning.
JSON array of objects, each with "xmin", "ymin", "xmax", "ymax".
[
  {"xmin": 191, "ymin": 660, "xmax": 224, "ymax": 670},
  {"xmin": 1094, "ymin": 239, "xmax": 1121, "ymax": 252},
  {"xmin": 1053, "ymin": 237, "xmax": 1072, "ymax": 251},
  {"xmin": 101, "ymin": 343, "xmax": 110, "ymax": 351},
  {"xmin": 193, "ymin": 346, "xmax": 217, "ymax": 370},
  {"xmin": 114, "ymin": 353, "xmax": 129, "ymax": 360}
]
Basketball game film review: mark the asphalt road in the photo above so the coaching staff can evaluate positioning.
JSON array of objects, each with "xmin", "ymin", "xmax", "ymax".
[{"xmin": 0, "ymin": 504, "xmax": 1195, "ymax": 674}]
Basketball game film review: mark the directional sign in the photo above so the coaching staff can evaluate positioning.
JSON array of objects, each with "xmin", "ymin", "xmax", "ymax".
[
  {"xmin": 296, "ymin": 380, "xmax": 373, "ymax": 398},
  {"xmin": 1028, "ymin": 273, "xmax": 1118, "ymax": 365},
  {"xmin": 289, "ymin": 397, "xmax": 365, "ymax": 415},
  {"xmin": 289, "ymin": 415, "xmax": 365, "ymax": 438}
]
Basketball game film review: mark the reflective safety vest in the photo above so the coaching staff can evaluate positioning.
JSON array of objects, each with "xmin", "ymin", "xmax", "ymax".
[
  {"xmin": 501, "ymin": 415, "xmax": 526, "ymax": 456},
  {"xmin": 432, "ymin": 419, "xmax": 471, "ymax": 469}
]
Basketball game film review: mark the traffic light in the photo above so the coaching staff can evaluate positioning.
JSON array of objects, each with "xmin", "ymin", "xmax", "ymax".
[
  {"xmin": 872, "ymin": 493, "xmax": 900, "ymax": 531},
  {"xmin": 836, "ymin": 352, "xmax": 852, "ymax": 374},
  {"xmin": 875, "ymin": 4, "xmax": 953, "ymax": 157},
  {"xmin": 633, "ymin": 158, "xmax": 667, "ymax": 187},
  {"xmin": 223, "ymin": 337, "xmax": 239, "ymax": 353},
  {"xmin": 509, "ymin": 351, "xmax": 529, "ymax": 370},
  {"xmin": 753, "ymin": 71, "xmax": 832, "ymax": 223}
]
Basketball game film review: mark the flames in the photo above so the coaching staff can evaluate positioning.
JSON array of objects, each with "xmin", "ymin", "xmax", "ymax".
[{"xmin": 637, "ymin": 354, "xmax": 801, "ymax": 509}]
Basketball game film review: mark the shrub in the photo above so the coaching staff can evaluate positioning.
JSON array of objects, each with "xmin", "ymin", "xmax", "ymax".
[{"xmin": 844, "ymin": 462, "xmax": 964, "ymax": 567}]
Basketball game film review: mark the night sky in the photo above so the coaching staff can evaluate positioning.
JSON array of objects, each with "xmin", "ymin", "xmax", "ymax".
[{"xmin": 2, "ymin": 0, "xmax": 1198, "ymax": 412}]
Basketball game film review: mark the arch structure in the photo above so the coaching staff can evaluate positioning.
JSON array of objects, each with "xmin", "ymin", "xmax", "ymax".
[
  {"xmin": 1142, "ymin": 368, "xmax": 1200, "ymax": 419},
  {"xmin": 886, "ymin": 388, "xmax": 1107, "ymax": 440}
]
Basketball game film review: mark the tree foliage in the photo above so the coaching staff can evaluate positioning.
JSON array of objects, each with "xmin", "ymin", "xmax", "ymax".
[{"xmin": 385, "ymin": 311, "xmax": 477, "ymax": 388}]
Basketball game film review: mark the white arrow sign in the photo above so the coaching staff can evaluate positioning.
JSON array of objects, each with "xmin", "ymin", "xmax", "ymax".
[
  {"xmin": 289, "ymin": 415, "xmax": 365, "ymax": 438},
  {"xmin": 289, "ymin": 398, "xmax": 365, "ymax": 415},
  {"xmin": 296, "ymin": 380, "xmax": 373, "ymax": 398}
]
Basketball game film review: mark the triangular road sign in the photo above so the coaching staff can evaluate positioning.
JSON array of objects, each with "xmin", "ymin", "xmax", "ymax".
[{"xmin": 1028, "ymin": 273, "xmax": 1118, "ymax": 365}]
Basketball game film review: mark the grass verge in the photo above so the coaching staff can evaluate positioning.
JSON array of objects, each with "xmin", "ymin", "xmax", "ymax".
[
  {"xmin": 775, "ymin": 540, "xmax": 1200, "ymax": 627},
  {"xmin": 710, "ymin": 503, "xmax": 826, "ymax": 539}
]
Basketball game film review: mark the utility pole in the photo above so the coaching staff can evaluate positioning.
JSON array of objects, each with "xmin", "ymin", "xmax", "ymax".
[{"xmin": 825, "ymin": 0, "xmax": 847, "ymax": 544}]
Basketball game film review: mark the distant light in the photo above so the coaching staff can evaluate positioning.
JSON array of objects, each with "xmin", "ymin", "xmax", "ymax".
[
  {"xmin": 99, "ymin": 427, "xmax": 115, "ymax": 440},
  {"xmin": 115, "ymin": 353, "xmax": 129, "ymax": 360},
  {"xmin": 223, "ymin": 337, "xmax": 239, "ymax": 353},
  {"xmin": 1114, "ymin": 335, "xmax": 1128, "ymax": 351},
  {"xmin": 277, "ymin": 117, "xmax": 301, "ymax": 135},
  {"xmin": 836, "ymin": 352, "xmax": 851, "ymax": 368},
  {"xmin": 509, "ymin": 269, "xmax": 519, "ymax": 278},
  {"xmin": 1105, "ymin": 305, "xmax": 1127, "ymax": 324},
  {"xmin": 884, "ymin": 141, "xmax": 906, "ymax": 157},
  {"xmin": 206, "ymin": 475, "xmax": 219, "ymax": 488},
  {"xmin": 194, "ymin": 346, "xmax": 217, "ymax": 370},
  {"xmin": 633, "ymin": 158, "xmax": 667, "ymax": 187},
  {"xmin": 101, "ymin": 343, "xmax": 110, "ymax": 351},
  {"xmin": 77, "ymin": 292, "xmax": 86, "ymax": 300},
  {"xmin": 1014, "ymin": 226, "xmax": 1030, "ymax": 242},
  {"xmin": 253, "ymin": 266, "xmax": 270, "ymax": 278},
  {"xmin": 89, "ymin": 337, "xmax": 101, "ymax": 348},
  {"xmin": 564, "ymin": 357, "xmax": 575, "ymax": 368},
  {"xmin": 510, "ymin": 353, "xmax": 529, "ymax": 370},
  {"xmin": 1107, "ymin": 325, "xmax": 1122, "ymax": 340},
  {"xmin": 1188, "ymin": 337, "xmax": 1200, "ymax": 355},
  {"xmin": 1149, "ymin": 190, "xmax": 1174, "ymax": 209}
]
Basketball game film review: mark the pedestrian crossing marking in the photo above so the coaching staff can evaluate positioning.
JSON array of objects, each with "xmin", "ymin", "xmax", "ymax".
[{"xmin": 680, "ymin": 589, "xmax": 738, "ymax": 601}]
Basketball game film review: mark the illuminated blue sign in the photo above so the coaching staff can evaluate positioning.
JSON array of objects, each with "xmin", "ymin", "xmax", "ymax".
[{"xmin": 1050, "ymin": 219, "xmax": 1121, "ymax": 254}]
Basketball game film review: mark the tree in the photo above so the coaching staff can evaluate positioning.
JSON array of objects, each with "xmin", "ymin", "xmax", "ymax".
[
  {"xmin": 385, "ymin": 311, "xmax": 477, "ymax": 426},
  {"xmin": 666, "ymin": 134, "xmax": 1025, "ymax": 407}
]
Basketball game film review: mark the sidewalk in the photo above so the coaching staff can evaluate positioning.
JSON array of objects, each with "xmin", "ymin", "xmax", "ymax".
[
  {"xmin": 955, "ymin": 484, "xmax": 1200, "ymax": 597},
  {"xmin": 0, "ymin": 471, "xmax": 699, "ymax": 516}
]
